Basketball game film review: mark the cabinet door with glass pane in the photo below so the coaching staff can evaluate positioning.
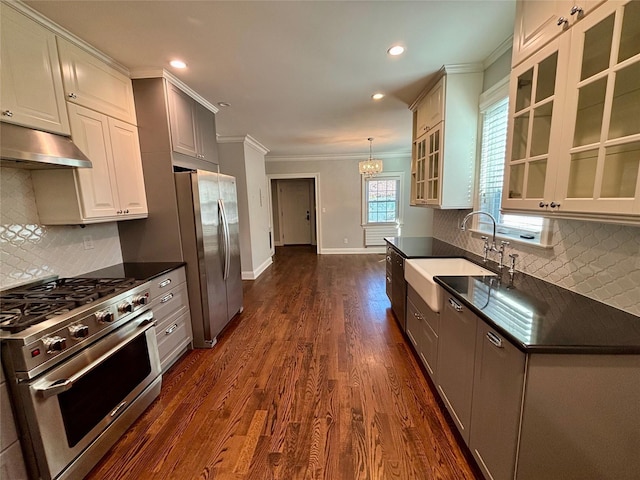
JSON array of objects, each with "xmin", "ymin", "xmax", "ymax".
[
  {"xmin": 556, "ymin": 0, "xmax": 640, "ymax": 215},
  {"xmin": 413, "ymin": 133, "xmax": 427, "ymax": 204},
  {"xmin": 503, "ymin": 35, "xmax": 571, "ymax": 211},
  {"xmin": 425, "ymin": 124, "xmax": 442, "ymax": 206}
]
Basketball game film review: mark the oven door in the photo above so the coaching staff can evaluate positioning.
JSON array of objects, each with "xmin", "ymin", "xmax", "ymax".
[{"xmin": 19, "ymin": 310, "xmax": 161, "ymax": 480}]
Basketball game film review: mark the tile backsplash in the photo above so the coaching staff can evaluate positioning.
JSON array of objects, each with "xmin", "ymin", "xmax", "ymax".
[
  {"xmin": 433, "ymin": 210, "xmax": 640, "ymax": 317},
  {"xmin": 0, "ymin": 168, "xmax": 122, "ymax": 288}
]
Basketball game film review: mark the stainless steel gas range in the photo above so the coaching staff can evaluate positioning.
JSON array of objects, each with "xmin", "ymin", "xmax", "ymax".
[{"xmin": 0, "ymin": 277, "xmax": 162, "ymax": 480}]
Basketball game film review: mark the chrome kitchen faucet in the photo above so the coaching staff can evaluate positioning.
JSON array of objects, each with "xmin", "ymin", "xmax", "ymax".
[{"xmin": 460, "ymin": 211, "xmax": 510, "ymax": 269}]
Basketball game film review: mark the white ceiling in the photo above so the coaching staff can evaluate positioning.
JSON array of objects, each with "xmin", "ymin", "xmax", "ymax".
[{"xmin": 25, "ymin": 0, "xmax": 516, "ymax": 158}]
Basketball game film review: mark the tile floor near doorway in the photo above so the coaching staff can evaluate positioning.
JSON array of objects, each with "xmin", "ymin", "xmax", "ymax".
[{"xmin": 87, "ymin": 246, "xmax": 480, "ymax": 480}]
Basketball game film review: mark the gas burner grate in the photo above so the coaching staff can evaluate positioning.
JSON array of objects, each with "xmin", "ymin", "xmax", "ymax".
[
  {"xmin": 0, "ymin": 300, "xmax": 78, "ymax": 333},
  {"xmin": 0, "ymin": 277, "xmax": 140, "ymax": 333}
]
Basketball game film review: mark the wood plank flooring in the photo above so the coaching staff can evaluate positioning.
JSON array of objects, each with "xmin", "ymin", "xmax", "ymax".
[{"xmin": 87, "ymin": 246, "xmax": 481, "ymax": 480}]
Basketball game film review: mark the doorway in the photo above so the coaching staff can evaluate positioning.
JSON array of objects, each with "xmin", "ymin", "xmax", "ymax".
[{"xmin": 268, "ymin": 174, "xmax": 320, "ymax": 255}]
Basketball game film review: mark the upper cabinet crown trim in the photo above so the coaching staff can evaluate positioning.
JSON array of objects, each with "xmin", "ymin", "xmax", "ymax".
[
  {"xmin": 217, "ymin": 135, "xmax": 270, "ymax": 155},
  {"xmin": 409, "ymin": 63, "xmax": 484, "ymax": 111},
  {"xmin": 130, "ymin": 68, "xmax": 219, "ymax": 115},
  {"xmin": 5, "ymin": 0, "xmax": 131, "ymax": 77}
]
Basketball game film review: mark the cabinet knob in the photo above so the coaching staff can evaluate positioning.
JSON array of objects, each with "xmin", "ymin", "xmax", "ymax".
[
  {"xmin": 550, "ymin": 201, "xmax": 561, "ymax": 209},
  {"xmin": 539, "ymin": 202, "xmax": 548, "ymax": 208},
  {"xmin": 124, "ymin": 209, "xmax": 129, "ymax": 214},
  {"xmin": 2, "ymin": 110, "xmax": 13, "ymax": 117},
  {"xmin": 117, "ymin": 210, "xmax": 122, "ymax": 214},
  {"xmin": 67, "ymin": 92, "xmax": 77, "ymax": 99},
  {"xmin": 570, "ymin": 5, "xmax": 583, "ymax": 16},
  {"xmin": 557, "ymin": 16, "xmax": 569, "ymax": 27}
]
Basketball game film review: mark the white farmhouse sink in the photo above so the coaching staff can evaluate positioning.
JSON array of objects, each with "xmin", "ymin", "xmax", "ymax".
[{"xmin": 404, "ymin": 258, "xmax": 496, "ymax": 313}]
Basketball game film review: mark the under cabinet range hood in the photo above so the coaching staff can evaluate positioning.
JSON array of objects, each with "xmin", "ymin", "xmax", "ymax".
[{"xmin": 0, "ymin": 122, "xmax": 92, "ymax": 169}]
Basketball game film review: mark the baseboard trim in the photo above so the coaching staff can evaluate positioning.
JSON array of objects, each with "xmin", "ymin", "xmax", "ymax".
[
  {"xmin": 241, "ymin": 256, "xmax": 273, "ymax": 280},
  {"xmin": 320, "ymin": 247, "xmax": 385, "ymax": 254}
]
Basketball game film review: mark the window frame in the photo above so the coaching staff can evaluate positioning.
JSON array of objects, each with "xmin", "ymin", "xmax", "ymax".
[
  {"xmin": 361, "ymin": 172, "xmax": 404, "ymax": 227},
  {"xmin": 471, "ymin": 76, "xmax": 553, "ymax": 248}
]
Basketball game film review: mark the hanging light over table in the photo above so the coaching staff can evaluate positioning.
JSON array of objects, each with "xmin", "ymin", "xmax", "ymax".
[{"xmin": 359, "ymin": 137, "xmax": 383, "ymax": 176}]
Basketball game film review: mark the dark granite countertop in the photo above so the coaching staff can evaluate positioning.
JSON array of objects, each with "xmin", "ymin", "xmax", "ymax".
[
  {"xmin": 77, "ymin": 262, "xmax": 186, "ymax": 281},
  {"xmin": 386, "ymin": 236, "xmax": 640, "ymax": 354}
]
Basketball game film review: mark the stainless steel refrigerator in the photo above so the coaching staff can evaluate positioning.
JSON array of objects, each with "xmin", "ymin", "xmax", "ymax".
[{"xmin": 174, "ymin": 170, "xmax": 243, "ymax": 348}]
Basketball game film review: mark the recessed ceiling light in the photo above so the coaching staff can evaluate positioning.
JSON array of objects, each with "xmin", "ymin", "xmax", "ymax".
[
  {"xmin": 387, "ymin": 45, "xmax": 405, "ymax": 56},
  {"xmin": 218, "ymin": 102, "xmax": 231, "ymax": 107},
  {"xmin": 372, "ymin": 93, "xmax": 385, "ymax": 100},
  {"xmin": 170, "ymin": 60, "xmax": 187, "ymax": 69}
]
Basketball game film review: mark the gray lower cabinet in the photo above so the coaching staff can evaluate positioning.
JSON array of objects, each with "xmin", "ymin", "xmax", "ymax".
[
  {"xmin": 149, "ymin": 266, "xmax": 193, "ymax": 372},
  {"xmin": 385, "ymin": 245, "xmax": 392, "ymax": 301},
  {"xmin": 431, "ymin": 290, "xmax": 640, "ymax": 480},
  {"xmin": 406, "ymin": 286, "xmax": 438, "ymax": 379},
  {"xmin": 389, "ymin": 247, "xmax": 406, "ymax": 331},
  {"xmin": 436, "ymin": 295, "xmax": 477, "ymax": 443},
  {"xmin": 470, "ymin": 321, "xmax": 525, "ymax": 480}
]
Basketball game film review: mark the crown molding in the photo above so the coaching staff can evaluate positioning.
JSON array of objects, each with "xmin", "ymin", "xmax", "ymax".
[
  {"xmin": 6, "ymin": 0, "xmax": 131, "ymax": 76},
  {"xmin": 410, "ymin": 62, "xmax": 484, "ymax": 110},
  {"xmin": 265, "ymin": 151, "xmax": 411, "ymax": 162},
  {"xmin": 483, "ymin": 36, "xmax": 514, "ymax": 69},
  {"xmin": 217, "ymin": 135, "xmax": 270, "ymax": 155},
  {"xmin": 129, "ymin": 68, "xmax": 219, "ymax": 114}
]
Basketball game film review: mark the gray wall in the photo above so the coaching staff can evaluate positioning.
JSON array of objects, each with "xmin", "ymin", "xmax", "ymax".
[
  {"xmin": 266, "ymin": 155, "xmax": 433, "ymax": 251},
  {"xmin": 218, "ymin": 138, "xmax": 272, "ymax": 278}
]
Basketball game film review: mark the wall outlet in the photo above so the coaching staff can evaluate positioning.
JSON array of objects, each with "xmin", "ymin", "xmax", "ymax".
[
  {"xmin": 343, "ymin": 237, "xmax": 348, "ymax": 244},
  {"xmin": 83, "ymin": 235, "xmax": 94, "ymax": 250}
]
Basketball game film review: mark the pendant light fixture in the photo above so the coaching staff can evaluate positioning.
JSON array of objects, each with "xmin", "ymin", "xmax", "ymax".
[{"xmin": 359, "ymin": 137, "xmax": 383, "ymax": 176}]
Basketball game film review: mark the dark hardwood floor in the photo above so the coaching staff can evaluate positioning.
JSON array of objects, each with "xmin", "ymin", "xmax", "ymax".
[{"xmin": 87, "ymin": 246, "xmax": 480, "ymax": 479}]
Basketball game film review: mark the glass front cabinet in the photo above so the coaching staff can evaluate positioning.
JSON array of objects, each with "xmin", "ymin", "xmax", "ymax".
[{"xmin": 504, "ymin": 0, "xmax": 640, "ymax": 221}]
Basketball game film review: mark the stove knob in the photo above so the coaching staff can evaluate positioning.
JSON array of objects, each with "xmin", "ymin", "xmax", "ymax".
[
  {"xmin": 69, "ymin": 324, "xmax": 89, "ymax": 339},
  {"xmin": 95, "ymin": 310, "xmax": 115, "ymax": 324},
  {"xmin": 42, "ymin": 336, "xmax": 66, "ymax": 354},
  {"xmin": 118, "ymin": 302, "xmax": 133, "ymax": 314},
  {"xmin": 133, "ymin": 294, "xmax": 148, "ymax": 307}
]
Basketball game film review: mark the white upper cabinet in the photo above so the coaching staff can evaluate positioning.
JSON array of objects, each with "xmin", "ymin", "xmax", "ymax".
[
  {"xmin": 555, "ymin": 0, "xmax": 640, "ymax": 216},
  {"xmin": 504, "ymin": 0, "xmax": 640, "ymax": 221},
  {"xmin": 0, "ymin": 3, "xmax": 70, "ymax": 134},
  {"xmin": 415, "ymin": 77, "xmax": 444, "ymax": 138},
  {"xmin": 410, "ymin": 67, "xmax": 483, "ymax": 209},
  {"xmin": 512, "ymin": 0, "xmax": 606, "ymax": 67},
  {"xmin": 57, "ymin": 37, "xmax": 137, "ymax": 125},
  {"xmin": 502, "ymin": 35, "xmax": 571, "ymax": 211},
  {"xmin": 31, "ymin": 104, "xmax": 147, "ymax": 224}
]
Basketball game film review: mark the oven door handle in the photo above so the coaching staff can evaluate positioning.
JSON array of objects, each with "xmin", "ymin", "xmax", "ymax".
[{"xmin": 33, "ymin": 311, "xmax": 155, "ymax": 399}]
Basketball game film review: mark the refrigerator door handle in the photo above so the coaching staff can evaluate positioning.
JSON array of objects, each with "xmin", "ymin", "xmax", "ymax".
[{"xmin": 219, "ymin": 198, "xmax": 231, "ymax": 281}]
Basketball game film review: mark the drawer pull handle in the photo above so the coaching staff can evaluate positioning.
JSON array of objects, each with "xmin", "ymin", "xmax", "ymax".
[
  {"xmin": 448, "ymin": 298, "xmax": 463, "ymax": 312},
  {"xmin": 160, "ymin": 293, "xmax": 174, "ymax": 303},
  {"xmin": 165, "ymin": 323, "xmax": 178, "ymax": 335},
  {"xmin": 159, "ymin": 278, "xmax": 172, "ymax": 288},
  {"xmin": 414, "ymin": 312, "xmax": 423, "ymax": 321},
  {"xmin": 486, "ymin": 331, "xmax": 503, "ymax": 348}
]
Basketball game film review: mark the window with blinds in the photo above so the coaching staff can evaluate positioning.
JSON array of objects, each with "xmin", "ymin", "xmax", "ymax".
[
  {"xmin": 477, "ymin": 82, "xmax": 548, "ymax": 245},
  {"xmin": 364, "ymin": 176, "xmax": 400, "ymax": 224}
]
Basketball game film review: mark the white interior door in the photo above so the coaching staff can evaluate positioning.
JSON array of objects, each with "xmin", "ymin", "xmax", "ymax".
[{"xmin": 280, "ymin": 179, "xmax": 312, "ymax": 245}]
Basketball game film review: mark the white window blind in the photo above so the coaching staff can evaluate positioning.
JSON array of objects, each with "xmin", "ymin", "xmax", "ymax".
[{"xmin": 478, "ymin": 97, "xmax": 509, "ymax": 225}]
